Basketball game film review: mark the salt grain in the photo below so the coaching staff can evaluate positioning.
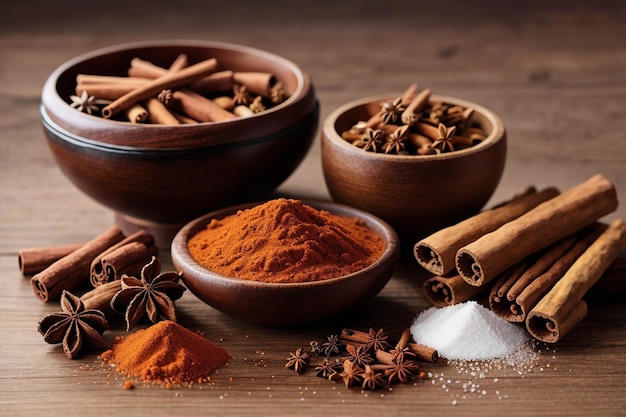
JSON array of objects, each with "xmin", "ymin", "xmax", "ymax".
[{"xmin": 410, "ymin": 301, "xmax": 528, "ymax": 360}]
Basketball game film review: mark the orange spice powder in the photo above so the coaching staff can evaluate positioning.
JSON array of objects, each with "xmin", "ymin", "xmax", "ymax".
[
  {"xmin": 187, "ymin": 198, "xmax": 385, "ymax": 283},
  {"xmin": 100, "ymin": 320, "xmax": 230, "ymax": 385}
]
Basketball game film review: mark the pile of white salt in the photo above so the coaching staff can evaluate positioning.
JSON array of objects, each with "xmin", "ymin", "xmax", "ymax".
[{"xmin": 410, "ymin": 301, "xmax": 529, "ymax": 360}]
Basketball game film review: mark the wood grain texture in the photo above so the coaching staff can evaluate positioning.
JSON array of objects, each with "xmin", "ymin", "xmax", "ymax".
[{"xmin": 2, "ymin": 1, "xmax": 626, "ymax": 416}]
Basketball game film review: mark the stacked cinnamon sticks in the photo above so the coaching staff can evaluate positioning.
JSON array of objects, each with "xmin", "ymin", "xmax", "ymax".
[
  {"xmin": 20, "ymin": 226, "xmax": 157, "ymax": 304},
  {"xmin": 74, "ymin": 53, "xmax": 285, "ymax": 124},
  {"xmin": 414, "ymin": 174, "xmax": 626, "ymax": 343}
]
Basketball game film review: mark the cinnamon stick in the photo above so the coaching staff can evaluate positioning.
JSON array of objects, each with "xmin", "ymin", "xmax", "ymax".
[
  {"xmin": 76, "ymin": 83, "xmax": 141, "ymax": 101},
  {"xmin": 90, "ymin": 229, "xmax": 155, "ymax": 287},
  {"xmin": 423, "ymin": 274, "xmax": 490, "ymax": 307},
  {"xmin": 508, "ymin": 225, "xmax": 605, "ymax": 321},
  {"xmin": 401, "ymin": 88, "xmax": 431, "ymax": 125},
  {"xmin": 18, "ymin": 243, "xmax": 84, "ymax": 275},
  {"xmin": 80, "ymin": 280, "xmax": 122, "ymax": 317},
  {"xmin": 414, "ymin": 187, "xmax": 560, "ymax": 276},
  {"xmin": 102, "ymin": 58, "xmax": 218, "ymax": 119},
  {"xmin": 166, "ymin": 89, "xmax": 236, "ymax": 122},
  {"xmin": 526, "ymin": 218, "xmax": 626, "ymax": 343},
  {"xmin": 144, "ymin": 97, "xmax": 180, "ymax": 125},
  {"xmin": 456, "ymin": 174, "xmax": 618, "ymax": 287},
  {"xmin": 188, "ymin": 70, "xmax": 235, "ymax": 94},
  {"xmin": 407, "ymin": 343, "xmax": 439, "ymax": 363},
  {"xmin": 31, "ymin": 226, "xmax": 125, "ymax": 302},
  {"xmin": 76, "ymin": 74, "xmax": 150, "ymax": 85},
  {"xmin": 124, "ymin": 103, "xmax": 148, "ymax": 123},
  {"xmin": 232, "ymin": 72, "xmax": 276, "ymax": 98}
]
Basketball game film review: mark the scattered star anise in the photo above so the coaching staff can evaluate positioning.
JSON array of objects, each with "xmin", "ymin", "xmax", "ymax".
[
  {"xmin": 344, "ymin": 343, "xmax": 374, "ymax": 368},
  {"xmin": 38, "ymin": 290, "xmax": 109, "ymax": 359},
  {"xmin": 322, "ymin": 334, "xmax": 341, "ymax": 357},
  {"xmin": 309, "ymin": 340, "xmax": 322, "ymax": 356},
  {"xmin": 432, "ymin": 123, "xmax": 457, "ymax": 153},
  {"xmin": 383, "ymin": 353, "xmax": 420, "ymax": 384},
  {"xmin": 285, "ymin": 348, "xmax": 310, "ymax": 373},
  {"xmin": 361, "ymin": 364, "xmax": 386, "ymax": 390},
  {"xmin": 111, "ymin": 256, "xmax": 186, "ymax": 331},
  {"xmin": 69, "ymin": 90, "xmax": 102, "ymax": 115},
  {"xmin": 365, "ymin": 328, "xmax": 392, "ymax": 352},
  {"xmin": 315, "ymin": 358, "xmax": 340, "ymax": 379},
  {"xmin": 335, "ymin": 359, "xmax": 363, "ymax": 388}
]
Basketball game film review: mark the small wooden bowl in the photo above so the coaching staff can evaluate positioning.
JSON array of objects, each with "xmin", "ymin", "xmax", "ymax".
[
  {"xmin": 40, "ymin": 40, "xmax": 318, "ymax": 246},
  {"xmin": 321, "ymin": 94, "xmax": 506, "ymax": 244},
  {"xmin": 170, "ymin": 200, "xmax": 401, "ymax": 327}
]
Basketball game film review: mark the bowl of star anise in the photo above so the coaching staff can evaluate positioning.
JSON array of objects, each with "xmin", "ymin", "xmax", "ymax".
[
  {"xmin": 321, "ymin": 84, "xmax": 507, "ymax": 244},
  {"xmin": 40, "ymin": 39, "xmax": 319, "ymax": 247}
]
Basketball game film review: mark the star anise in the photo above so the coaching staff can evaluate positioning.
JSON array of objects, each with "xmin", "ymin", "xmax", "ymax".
[
  {"xmin": 361, "ymin": 364, "xmax": 386, "ymax": 390},
  {"xmin": 69, "ymin": 90, "xmax": 102, "ymax": 115},
  {"xmin": 381, "ymin": 97, "xmax": 406, "ymax": 124},
  {"xmin": 249, "ymin": 96, "xmax": 266, "ymax": 113},
  {"xmin": 315, "ymin": 358, "xmax": 340, "ymax": 379},
  {"xmin": 383, "ymin": 353, "xmax": 420, "ymax": 384},
  {"xmin": 38, "ymin": 290, "xmax": 109, "ymax": 359},
  {"xmin": 111, "ymin": 256, "xmax": 186, "ymax": 331},
  {"xmin": 355, "ymin": 128, "xmax": 384, "ymax": 153},
  {"xmin": 365, "ymin": 328, "xmax": 392, "ymax": 352},
  {"xmin": 344, "ymin": 343, "xmax": 374, "ymax": 368},
  {"xmin": 309, "ymin": 340, "xmax": 322, "ymax": 356},
  {"xmin": 232, "ymin": 84, "xmax": 252, "ymax": 106},
  {"xmin": 432, "ymin": 123, "xmax": 457, "ymax": 153},
  {"xmin": 382, "ymin": 125, "xmax": 409, "ymax": 154},
  {"xmin": 322, "ymin": 334, "xmax": 341, "ymax": 357},
  {"xmin": 285, "ymin": 348, "xmax": 310, "ymax": 373},
  {"xmin": 334, "ymin": 359, "xmax": 363, "ymax": 388},
  {"xmin": 270, "ymin": 84, "xmax": 286, "ymax": 104}
]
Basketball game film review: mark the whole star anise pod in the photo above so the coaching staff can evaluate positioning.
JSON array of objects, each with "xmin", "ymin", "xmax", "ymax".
[
  {"xmin": 334, "ymin": 359, "xmax": 363, "ymax": 388},
  {"xmin": 361, "ymin": 364, "xmax": 386, "ymax": 390},
  {"xmin": 344, "ymin": 343, "xmax": 374, "ymax": 368},
  {"xmin": 381, "ymin": 97, "xmax": 406, "ymax": 124},
  {"xmin": 315, "ymin": 358, "xmax": 340, "ymax": 379},
  {"xmin": 383, "ymin": 353, "xmax": 420, "ymax": 384},
  {"xmin": 322, "ymin": 334, "xmax": 341, "ymax": 357},
  {"xmin": 432, "ymin": 123, "xmax": 457, "ymax": 153},
  {"xmin": 355, "ymin": 128, "xmax": 384, "ymax": 153},
  {"xmin": 365, "ymin": 328, "xmax": 391, "ymax": 352},
  {"xmin": 38, "ymin": 290, "xmax": 109, "ymax": 359},
  {"xmin": 69, "ymin": 90, "xmax": 103, "ymax": 115},
  {"xmin": 111, "ymin": 256, "xmax": 186, "ymax": 331},
  {"xmin": 382, "ymin": 125, "xmax": 409, "ymax": 154},
  {"xmin": 285, "ymin": 348, "xmax": 310, "ymax": 373},
  {"xmin": 232, "ymin": 84, "xmax": 252, "ymax": 106}
]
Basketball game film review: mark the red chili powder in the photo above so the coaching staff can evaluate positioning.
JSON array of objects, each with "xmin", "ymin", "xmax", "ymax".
[
  {"xmin": 187, "ymin": 198, "xmax": 385, "ymax": 283},
  {"xmin": 100, "ymin": 320, "xmax": 230, "ymax": 385}
]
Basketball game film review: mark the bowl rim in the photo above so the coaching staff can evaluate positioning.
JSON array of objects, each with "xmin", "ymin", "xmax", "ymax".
[
  {"xmin": 170, "ymin": 199, "xmax": 401, "ymax": 288},
  {"xmin": 44, "ymin": 39, "xmax": 307, "ymax": 125},
  {"xmin": 323, "ymin": 93, "xmax": 505, "ymax": 162}
]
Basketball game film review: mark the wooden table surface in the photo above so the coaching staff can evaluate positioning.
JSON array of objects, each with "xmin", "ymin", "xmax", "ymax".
[{"xmin": 2, "ymin": 1, "xmax": 626, "ymax": 416}]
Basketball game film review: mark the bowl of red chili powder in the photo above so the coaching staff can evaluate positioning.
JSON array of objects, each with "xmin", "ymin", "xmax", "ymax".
[{"xmin": 171, "ymin": 198, "xmax": 400, "ymax": 326}]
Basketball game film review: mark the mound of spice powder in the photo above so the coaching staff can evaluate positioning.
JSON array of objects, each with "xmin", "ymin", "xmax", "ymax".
[
  {"xmin": 187, "ymin": 198, "xmax": 385, "ymax": 283},
  {"xmin": 100, "ymin": 320, "xmax": 230, "ymax": 385}
]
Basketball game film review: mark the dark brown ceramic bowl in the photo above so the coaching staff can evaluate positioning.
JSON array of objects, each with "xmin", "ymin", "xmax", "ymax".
[
  {"xmin": 321, "ymin": 94, "xmax": 506, "ymax": 244},
  {"xmin": 40, "ymin": 40, "xmax": 318, "ymax": 245},
  {"xmin": 170, "ymin": 200, "xmax": 400, "ymax": 327}
]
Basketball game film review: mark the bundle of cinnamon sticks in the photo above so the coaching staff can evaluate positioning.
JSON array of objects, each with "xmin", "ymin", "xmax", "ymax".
[
  {"xmin": 414, "ymin": 174, "xmax": 626, "ymax": 343},
  {"xmin": 73, "ymin": 53, "xmax": 286, "ymax": 124},
  {"xmin": 20, "ymin": 226, "xmax": 157, "ymax": 304}
]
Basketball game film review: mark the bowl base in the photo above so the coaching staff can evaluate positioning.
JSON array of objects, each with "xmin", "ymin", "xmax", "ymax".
[{"xmin": 115, "ymin": 213, "xmax": 184, "ymax": 250}]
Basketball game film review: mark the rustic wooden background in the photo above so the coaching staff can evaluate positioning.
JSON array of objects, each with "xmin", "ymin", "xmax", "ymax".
[{"xmin": 1, "ymin": 1, "xmax": 625, "ymax": 416}]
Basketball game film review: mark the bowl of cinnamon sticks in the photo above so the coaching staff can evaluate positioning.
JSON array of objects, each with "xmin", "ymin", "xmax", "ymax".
[
  {"xmin": 321, "ymin": 84, "xmax": 506, "ymax": 244},
  {"xmin": 40, "ymin": 39, "xmax": 319, "ymax": 247}
]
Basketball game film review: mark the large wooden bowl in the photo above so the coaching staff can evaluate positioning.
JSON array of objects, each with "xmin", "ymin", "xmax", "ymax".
[
  {"xmin": 40, "ymin": 40, "xmax": 319, "ymax": 246},
  {"xmin": 321, "ymin": 94, "xmax": 506, "ymax": 245},
  {"xmin": 170, "ymin": 200, "xmax": 400, "ymax": 327}
]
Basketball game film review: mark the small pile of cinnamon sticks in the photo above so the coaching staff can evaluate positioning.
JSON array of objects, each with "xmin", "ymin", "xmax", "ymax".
[
  {"xmin": 20, "ymin": 226, "xmax": 157, "ymax": 308},
  {"xmin": 414, "ymin": 174, "xmax": 626, "ymax": 343},
  {"xmin": 73, "ymin": 53, "xmax": 287, "ymax": 124}
]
